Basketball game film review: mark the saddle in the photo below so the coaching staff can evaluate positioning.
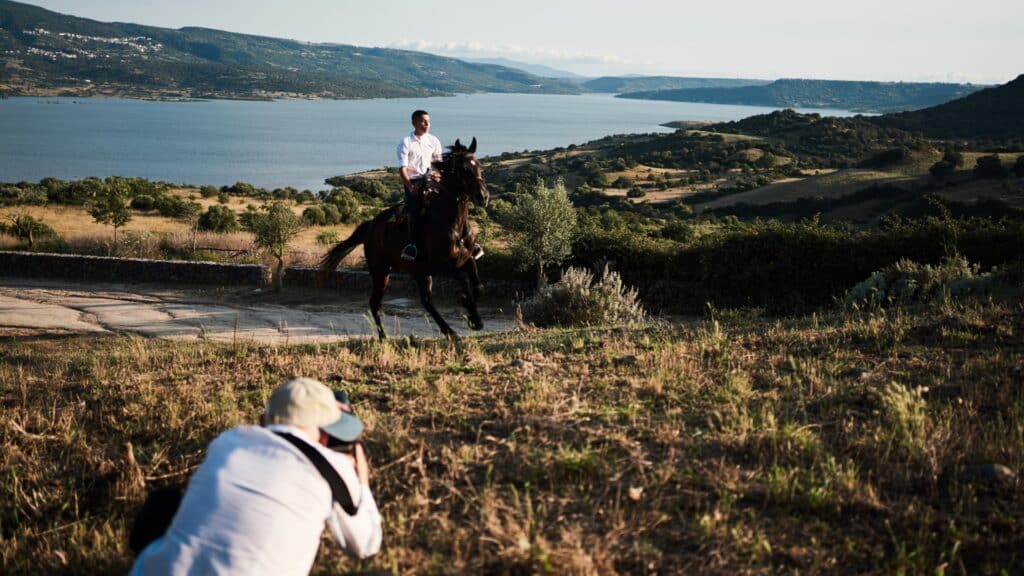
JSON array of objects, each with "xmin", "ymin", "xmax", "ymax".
[{"xmin": 389, "ymin": 179, "xmax": 438, "ymax": 225}]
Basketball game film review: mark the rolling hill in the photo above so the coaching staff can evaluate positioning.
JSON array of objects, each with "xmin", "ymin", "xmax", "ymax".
[
  {"xmin": 874, "ymin": 74, "xmax": 1024, "ymax": 140},
  {"xmin": 617, "ymin": 78, "xmax": 982, "ymax": 113},
  {"xmin": 582, "ymin": 75, "xmax": 767, "ymax": 93},
  {"xmin": 0, "ymin": 0, "xmax": 579, "ymax": 99}
]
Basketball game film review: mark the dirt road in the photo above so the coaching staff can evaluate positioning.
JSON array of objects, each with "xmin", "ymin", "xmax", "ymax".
[{"xmin": 0, "ymin": 278, "xmax": 516, "ymax": 343}]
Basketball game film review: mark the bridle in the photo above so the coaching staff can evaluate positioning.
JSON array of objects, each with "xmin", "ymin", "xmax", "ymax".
[{"xmin": 438, "ymin": 151, "xmax": 487, "ymax": 206}]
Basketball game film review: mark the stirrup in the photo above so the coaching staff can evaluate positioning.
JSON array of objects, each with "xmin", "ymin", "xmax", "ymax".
[
  {"xmin": 471, "ymin": 245, "xmax": 484, "ymax": 260},
  {"xmin": 401, "ymin": 244, "xmax": 418, "ymax": 262}
]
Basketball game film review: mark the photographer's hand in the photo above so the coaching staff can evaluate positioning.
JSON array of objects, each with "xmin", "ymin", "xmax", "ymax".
[{"xmin": 353, "ymin": 442, "xmax": 370, "ymax": 487}]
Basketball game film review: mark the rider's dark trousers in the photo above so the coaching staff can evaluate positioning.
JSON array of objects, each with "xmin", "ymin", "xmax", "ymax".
[{"xmin": 405, "ymin": 180, "xmax": 425, "ymax": 246}]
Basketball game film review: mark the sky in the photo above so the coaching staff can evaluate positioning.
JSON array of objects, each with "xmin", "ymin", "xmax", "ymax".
[{"xmin": 22, "ymin": 0, "xmax": 1024, "ymax": 84}]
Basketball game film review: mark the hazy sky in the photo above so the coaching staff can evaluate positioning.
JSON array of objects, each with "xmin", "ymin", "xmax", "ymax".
[{"xmin": 23, "ymin": 0, "xmax": 1023, "ymax": 83}]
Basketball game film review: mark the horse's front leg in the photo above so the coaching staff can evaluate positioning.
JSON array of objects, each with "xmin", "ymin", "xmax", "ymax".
[
  {"xmin": 416, "ymin": 274, "xmax": 457, "ymax": 340},
  {"xmin": 369, "ymin": 269, "xmax": 390, "ymax": 340},
  {"xmin": 458, "ymin": 260, "xmax": 484, "ymax": 331}
]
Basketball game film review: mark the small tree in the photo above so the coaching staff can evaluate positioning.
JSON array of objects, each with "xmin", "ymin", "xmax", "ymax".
[
  {"xmin": 180, "ymin": 200, "xmax": 203, "ymax": 252},
  {"xmin": 90, "ymin": 180, "xmax": 132, "ymax": 248},
  {"xmin": 245, "ymin": 202, "xmax": 304, "ymax": 292},
  {"xmin": 502, "ymin": 179, "xmax": 578, "ymax": 289},
  {"xmin": 2, "ymin": 211, "xmax": 56, "ymax": 248}
]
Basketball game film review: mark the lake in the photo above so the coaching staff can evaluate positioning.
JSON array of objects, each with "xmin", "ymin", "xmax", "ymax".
[{"xmin": 0, "ymin": 94, "xmax": 857, "ymax": 191}]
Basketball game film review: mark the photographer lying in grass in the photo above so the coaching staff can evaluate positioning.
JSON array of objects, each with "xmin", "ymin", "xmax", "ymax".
[{"xmin": 131, "ymin": 377, "xmax": 381, "ymax": 575}]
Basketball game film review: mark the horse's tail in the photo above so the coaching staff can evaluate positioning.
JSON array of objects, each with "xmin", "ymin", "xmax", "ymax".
[{"xmin": 319, "ymin": 220, "xmax": 371, "ymax": 285}]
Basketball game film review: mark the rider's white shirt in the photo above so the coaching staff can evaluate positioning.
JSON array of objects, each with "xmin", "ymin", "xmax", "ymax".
[{"xmin": 397, "ymin": 131, "xmax": 443, "ymax": 179}]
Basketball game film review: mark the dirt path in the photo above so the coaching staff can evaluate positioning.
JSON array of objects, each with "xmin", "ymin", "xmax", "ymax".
[{"xmin": 0, "ymin": 278, "xmax": 516, "ymax": 343}]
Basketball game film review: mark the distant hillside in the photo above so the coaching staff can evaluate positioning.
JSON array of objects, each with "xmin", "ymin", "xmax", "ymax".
[
  {"xmin": 460, "ymin": 57, "xmax": 586, "ymax": 80},
  {"xmin": 618, "ymin": 78, "xmax": 982, "ymax": 113},
  {"xmin": 583, "ymin": 76, "xmax": 766, "ymax": 93},
  {"xmin": 708, "ymin": 109, "xmax": 918, "ymax": 159},
  {"xmin": 0, "ymin": 0, "xmax": 579, "ymax": 99},
  {"xmin": 874, "ymin": 74, "xmax": 1024, "ymax": 140}
]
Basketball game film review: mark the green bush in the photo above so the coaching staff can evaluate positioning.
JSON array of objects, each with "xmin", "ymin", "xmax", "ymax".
[
  {"xmin": 316, "ymin": 230, "xmax": 340, "ymax": 245},
  {"xmin": 973, "ymin": 155, "xmax": 1007, "ymax": 179},
  {"xmin": 522, "ymin": 265, "xmax": 646, "ymax": 327},
  {"xmin": 844, "ymin": 255, "xmax": 993, "ymax": 309},
  {"xmin": 130, "ymin": 195, "xmax": 155, "ymax": 211},
  {"xmin": 197, "ymin": 205, "xmax": 240, "ymax": 233},
  {"xmin": 152, "ymin": 195, "xmax": 193, "ymax": 218},
  {"xmin": 199, "ymin": 185, "xmax": 219, "ymax": 198},
  {"xmin": 0, "ymin": 184, "xmax": 47, "ymax": 206},
  {"xmin": 302, "ymin": 205, "xmax": 326, "ymax": 226}
]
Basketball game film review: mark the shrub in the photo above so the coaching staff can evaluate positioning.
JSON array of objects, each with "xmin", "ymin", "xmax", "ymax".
[
  {"xmin": 199, "ymin": 185, "xmax": 219, "ymax": 198},
  {"xmin": 0, "ymin": 184, "xmax": 48, "ymax": 206},
  {"xmin": 973, "ymin": 155, "xmax": 1007, "ymax": 179},
  {"xmin": 302, "ymin": 205, "xmax": 326, "ymax": 226},
  {"xmin": 198, "ymin": 205, "xmax": 240, "ymax": 233},
  {"xmin": 152, "ymin": 195, "xmax": 192, "ymax": 218},
  {"xmin": 929, "ymin": 160, "xmax": 955, "ymax": 179},
  {"xmin": 522, "ymin": 265, "xmax": 645, "ymax": 327},
  {"xmin": 942, "ymin": 149, "xmax": 964, "ymax": 168},
  {"xmin": 626, "ymin": 187, "xmax": 646, "ymax": 199},
  {"xmin": 844, "ymin": 255, "xmax": 993, "ymax": 309},
  {"xmin": 130, "ymin": 194, "xmax": 155, "ymax": 211},
  {"xmin": 316, "ymin": 231, "xmax": 340, "ymax": 245},
  {"xmin": 320, "ymin": 203, "xmax": 341, "ymax": 225},
  {"xmin": 322, "ymin": 188, "xmax": 363, "ymax": 222},
  {"xmin": 611, "ymin": 176, "xmax": 634, "ymax": 188}
]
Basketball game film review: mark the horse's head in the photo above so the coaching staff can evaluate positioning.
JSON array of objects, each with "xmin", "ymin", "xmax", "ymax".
[{"xmin": 436, "ymin": 137, "xmax": 489, "ymax": 208}]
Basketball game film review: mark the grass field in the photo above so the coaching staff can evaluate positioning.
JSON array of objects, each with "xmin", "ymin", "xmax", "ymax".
[
  {"xmin": 0, "ymin": 199, "xmax": 364, "ymax": 268},
  {"xmin": 2, "ymin": 300, "xmax": 1021, "ymax": 574}
]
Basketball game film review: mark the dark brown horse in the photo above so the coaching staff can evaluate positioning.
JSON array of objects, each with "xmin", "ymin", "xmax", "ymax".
[{"xmin": 320, "ymin": 138, "xmax": 489, "ymax": 340}]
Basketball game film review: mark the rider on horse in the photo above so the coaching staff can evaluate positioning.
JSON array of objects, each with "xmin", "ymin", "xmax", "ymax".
[{"xmin": 397, "ymin": 110, "xmax": 483, "ymax": 262}]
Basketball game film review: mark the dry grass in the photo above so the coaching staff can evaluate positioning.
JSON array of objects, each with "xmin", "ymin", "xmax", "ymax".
[
  {"xmin": 0, "ymin": 203, "xmax": 365, "ymax": 267},
  {"xmin": 1, "ymin": 301, "xmax": 1021, "ymax": 574},
  {"xmin": 700, "ymin": 168, "xmax": 917, "ymax": 209}
]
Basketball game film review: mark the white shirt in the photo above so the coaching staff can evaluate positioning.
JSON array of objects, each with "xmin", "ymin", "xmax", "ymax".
[
  {"xmin": 131, "ymin": 424, "xmax": 382, "ymax": 576},
  {"xmin": 397, "ymin": 130, "xmax": 443, "ymax": 179}
]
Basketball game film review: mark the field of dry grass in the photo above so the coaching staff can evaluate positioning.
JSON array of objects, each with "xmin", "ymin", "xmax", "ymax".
[
  {"xmin": 0, "ymin": 201, "xmax": 365, "ymax": 268},
  {"xmin": 2, "ymin": 300, "xmax": 1021, "ymax": 574}
]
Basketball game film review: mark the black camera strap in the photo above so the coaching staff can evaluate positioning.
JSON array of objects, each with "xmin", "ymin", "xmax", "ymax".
[{"xmin": 274, "ymin": 432, "xmax": 358, "ymax": 515}]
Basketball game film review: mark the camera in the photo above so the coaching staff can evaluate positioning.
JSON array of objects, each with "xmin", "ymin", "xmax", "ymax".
[{"xmin": 327, "ymin": 436, "xmax": 358, "ymax": 454}]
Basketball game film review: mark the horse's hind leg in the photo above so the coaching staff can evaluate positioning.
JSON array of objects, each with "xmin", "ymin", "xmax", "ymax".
[
  {"xmin": 416, "ymin": 274, "xmax": 456, "ymax": 340},
  {"xmin": 369, "ymin": 272, "xmax": 390, "ymax": 340}
]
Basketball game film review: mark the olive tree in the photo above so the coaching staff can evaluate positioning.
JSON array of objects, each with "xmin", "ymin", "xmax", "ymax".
[
  {"xmin": 1, "ymin": 211, "xmax": 56, "ymax": 249},
  {"xmin": 245, "ymin": 202, "xmax": 304, "ymax": 292},
  {"xmin": 89, "ymin": 180, "xmax": 132, "ymax": 248},
  {"xmin": 501, "ymin": 179, "xmax": 578, "ymax": 289}
]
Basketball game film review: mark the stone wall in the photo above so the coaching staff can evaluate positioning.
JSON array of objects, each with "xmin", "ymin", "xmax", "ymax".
[{"xmin": 0, "ymin": 251, "xmax": 528, "ymax": 298}]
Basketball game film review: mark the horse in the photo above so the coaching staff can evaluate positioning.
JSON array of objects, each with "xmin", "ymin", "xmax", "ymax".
[{"xmin": 319, "ymin": 138, "xmax": 490, "ymax": 340}]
